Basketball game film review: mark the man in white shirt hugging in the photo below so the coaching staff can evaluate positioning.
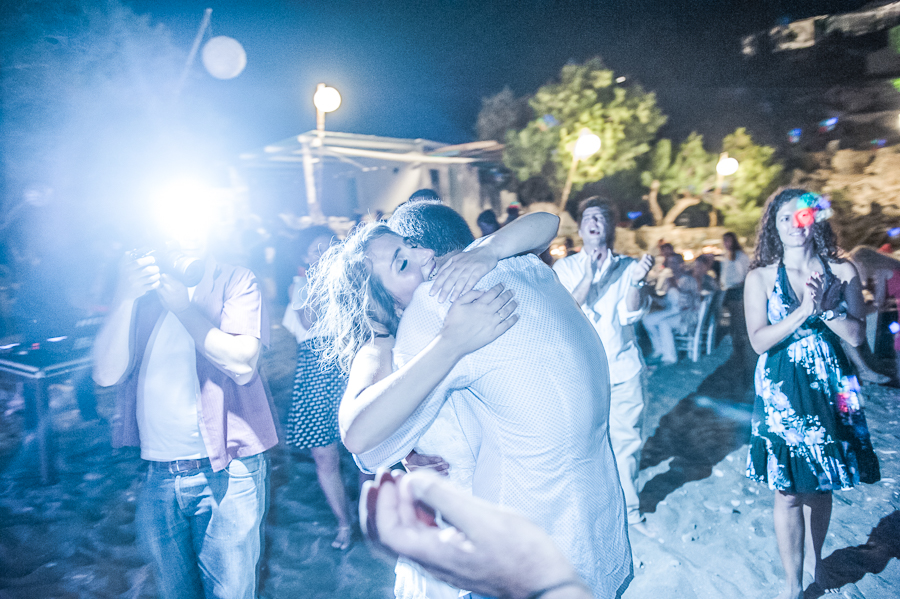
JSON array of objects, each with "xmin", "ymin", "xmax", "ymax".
[
  {"xmin": 355, "ymin": 202, "xmax": 632, "ymax": 599},
  {"xmin": 552, "ymin": 197, "xmax": 654, "ymax": 536}
]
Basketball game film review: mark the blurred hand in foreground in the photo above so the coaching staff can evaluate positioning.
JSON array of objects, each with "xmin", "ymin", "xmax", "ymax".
[{"xmin": 361, "ymin": 469, "xmax": 591, "ymax": 599}]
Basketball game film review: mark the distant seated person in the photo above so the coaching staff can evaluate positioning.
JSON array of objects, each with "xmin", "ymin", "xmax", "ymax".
[
  {"xmin": 650, "ymin": 242, "xmax": 675, "ymax": 295},
  {"xmin": 642, "ymin": 253, "xmax": 701, "ymax": 365},
  {"xmin": 691, "ymin": 253, "xmax": 719, "ymax": 294}
]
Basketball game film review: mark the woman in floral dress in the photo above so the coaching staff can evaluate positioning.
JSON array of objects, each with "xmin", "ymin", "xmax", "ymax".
[{"xmin": 744, "ymin": 188, "xmax": 880, "ymax": 599}]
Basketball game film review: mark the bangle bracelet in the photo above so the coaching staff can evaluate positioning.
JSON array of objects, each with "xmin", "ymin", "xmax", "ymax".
[
  {"xmin": 524, "ymin": 579, "xmax": 592, "ymax": 599},
  {"xmin": 819, "ymin": 309, "xmax": 847, "ymax": 322}
]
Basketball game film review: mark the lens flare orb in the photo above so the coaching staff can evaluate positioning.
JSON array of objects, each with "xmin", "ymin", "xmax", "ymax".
[{"xmin": 202, "ymin": 36, "xmax": 247, "ymax": 80}]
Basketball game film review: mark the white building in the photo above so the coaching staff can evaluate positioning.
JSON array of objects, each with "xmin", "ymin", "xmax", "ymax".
[{"xmin": 238, "ymin": 131, "xmax": 509, "ymax": 232}]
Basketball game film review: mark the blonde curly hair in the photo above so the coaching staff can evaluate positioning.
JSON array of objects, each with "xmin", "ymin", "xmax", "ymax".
[{"xmin": 306, "ymin": 222, "xmax": 403, "ymax": 373}]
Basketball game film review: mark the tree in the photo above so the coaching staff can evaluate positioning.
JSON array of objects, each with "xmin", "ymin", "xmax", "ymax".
[
  {"xmin": 718, "ymin": 127, "xmax": 783, "ymax": 235},
  {"xmin": 640, "ymin": 133, "xmax": 716, "ymax": 225},
  {"xmin": 503, "ymin": 58, "xmax": 667, "ymax": 206},
  {"xmin": 476, "ymin": 87, "xmax": 530, "ymax": 142},
  {"xmin": 640, "ymin": 138, "xmax": 671, "ymax": 223},
  {"xmin": 639, "ymin": 128, "xmax": 782, "ymax": 232}
]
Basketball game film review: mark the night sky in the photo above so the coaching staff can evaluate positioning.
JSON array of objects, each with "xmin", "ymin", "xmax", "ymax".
[{"xmin": 124, "ymin": 0, "xmax": 873, "ymax": 154}]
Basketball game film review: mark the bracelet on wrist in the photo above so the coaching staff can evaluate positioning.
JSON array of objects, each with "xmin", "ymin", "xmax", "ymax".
[
  {"xmin": 630, "ymin": 279, "xmax": 647, "ymax": 289},
  {"xmin": 523, "ymin": 579, "xmax": 592, "ymax": 599},
  {"xmin": 819, "ymin": 308, "xmax": 847, "ymax": 322}
]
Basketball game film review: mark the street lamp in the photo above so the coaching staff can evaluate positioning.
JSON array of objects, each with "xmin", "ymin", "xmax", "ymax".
[
  {"xmin": 716, "ymin": 154, "xmax": 739, "ymax": 178},
  {"xmin": 711, "ymin": 152, "xmax": 739, "ymax": 226},
  {"xmin": 559, "ymin": 128, "xmax": 601, "ymax": 209},
  {"xmin": 313, "ymin": 83, "xmax": 341, "ymax": 140},
  {"xmin": 302, "ymin": 84, "xmax": 341, "ymax": 224}
]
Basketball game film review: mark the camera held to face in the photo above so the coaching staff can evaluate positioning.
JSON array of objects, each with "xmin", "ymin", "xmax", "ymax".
[{"xmin": 131, "ymin": 247, "xmax": 205, "ymax": 287}]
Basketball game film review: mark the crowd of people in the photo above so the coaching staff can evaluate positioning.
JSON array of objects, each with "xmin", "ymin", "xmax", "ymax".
[{"xmin": 85, "ymin": 185, "xmax": 889, "ymax": 599}]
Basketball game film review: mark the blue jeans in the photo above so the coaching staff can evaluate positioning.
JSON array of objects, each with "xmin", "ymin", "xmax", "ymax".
[{"xmin": 137, "ymin": 454, "xmax": 269, "ymax": 599}]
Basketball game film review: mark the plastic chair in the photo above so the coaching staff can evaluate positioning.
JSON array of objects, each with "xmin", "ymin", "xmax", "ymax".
[
  {"xmin": 705, "ymin": 289, "xmax": 725, "ymax": 356},
  {"xmin": 674, "ymin": 290, "xmax": 722, "ymax": 362}
]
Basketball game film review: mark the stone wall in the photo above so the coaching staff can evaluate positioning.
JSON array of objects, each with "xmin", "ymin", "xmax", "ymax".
[
  {"xmin": 794, "ymin": 146, "xmax": 900, "ymax": 216},
  {"xmin": 615, "ymin": 225, "xmax": 734, "ymax": 257},
  {"xmin": 791, "ymin": 145, "xmax": 900, "ymax": 248}
]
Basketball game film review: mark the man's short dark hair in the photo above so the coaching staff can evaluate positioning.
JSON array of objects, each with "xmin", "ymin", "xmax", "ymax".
[
  {"xmin": 388, "ymin": 202, "xmax": 475, "ymax": 257},
  {"xmin": 407, "ymin": 188, "xmax": 441, "ymax": 204},
  {"xmin": 577, "ymin": 196, "xmax": 618, "ymax": 248}
]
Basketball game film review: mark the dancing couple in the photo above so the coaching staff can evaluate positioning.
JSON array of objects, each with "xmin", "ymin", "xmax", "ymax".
[{"xmin": 307, "ymin": 199, "xmax": 632, "ymax": 599}]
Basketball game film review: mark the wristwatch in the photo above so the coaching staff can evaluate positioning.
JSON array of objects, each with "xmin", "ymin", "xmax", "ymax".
[
  {"xmin": 819, "ymin": 309, "xmax": 846, "ymax": 322},
  {"xmin": 630, "ymin": 279, "xmax": 648, "ymax": 288}
]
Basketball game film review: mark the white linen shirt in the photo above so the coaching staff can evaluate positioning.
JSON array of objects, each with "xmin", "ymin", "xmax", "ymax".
[
  {"xmin": 720, "ymin": 250, "xmax": 750, "ymax": 290},
  {"xmin": 355, "ymin": 254, "xmax": 632, "ymax": 599},
  {"xmin": 553, "ymin": 251, "xmax": 649, "ymax": 385}
]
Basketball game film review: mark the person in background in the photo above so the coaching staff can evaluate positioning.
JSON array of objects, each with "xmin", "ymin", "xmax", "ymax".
[
  {"xmin": 552, "ymin": 197, "xmax": 655, "ymax": 536},
  {"xmin": 691, "ymin": 253, "xmax": 719, "ymax": 294},
  {"xmin": 744, "ymin": 188, "xmax": 880, "ymax": 599},
  {"xmin": 642, "ymin": 253, "xmax": 700, "ymax": 364},
  {"xmin": 847, "ymin": 246, "xmax": 897, "ymax": 383},
  {"xmin": 720, "ymin": 232, "xmax": 752, "ymax": 370},
  {"xmin": 503, "ymin": 203, "xmax": 520, "ymax": 226},
  {"xmin": 282, "ymin": 225, "xmax": 355, "ymax": 550},
  {"xmin": 476, "ymin": 209, "xmax": 501, "ymax": 237},
  {"xmin": 650, "ymin": 242, "xmax": 676, "ymax": 295}
]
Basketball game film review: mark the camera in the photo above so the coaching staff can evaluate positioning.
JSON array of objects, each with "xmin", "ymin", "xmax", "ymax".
[{"xmin": 131, "ymin": 247, "xmax": 205, "ymax": 287}]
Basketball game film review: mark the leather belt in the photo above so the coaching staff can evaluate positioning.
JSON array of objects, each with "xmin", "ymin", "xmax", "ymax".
[{"xmin": 153, "ymin": 458, "xmax": 211, "ymax": 474}]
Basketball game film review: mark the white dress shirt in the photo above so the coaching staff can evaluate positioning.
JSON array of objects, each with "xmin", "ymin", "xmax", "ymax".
[
  {"xmin": 355, "ymin": 254, "xmax": 632, "ymax": 599},
  {"xmin": 720, "ymin": 250, "xmax": 750, "ymax": 290},
  {"xmin": 553, "ymin": 251, "xmax": 649, "ymax": 385},
  {"xmin": 393, "ymin": 392, "xmax": 478, "ymax": 599}
]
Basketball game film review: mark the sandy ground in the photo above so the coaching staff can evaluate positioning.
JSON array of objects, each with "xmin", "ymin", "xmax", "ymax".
[{"xmin": 0, "ymin": 326, "xmax": 897, "ymax": 599}]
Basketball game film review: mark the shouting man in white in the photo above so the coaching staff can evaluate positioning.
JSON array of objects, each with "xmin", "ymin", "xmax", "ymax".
[{"xmin": 553, "ymin": 197, "xmax": 654, "ymax": 536}]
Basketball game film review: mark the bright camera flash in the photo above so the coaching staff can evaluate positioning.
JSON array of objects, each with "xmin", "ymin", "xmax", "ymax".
[{"xmin": 151, "ymin": 178, "xmax": 215, "ymax": 248}]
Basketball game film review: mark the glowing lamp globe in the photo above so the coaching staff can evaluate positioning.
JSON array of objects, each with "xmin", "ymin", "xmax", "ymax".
[
  {"xmin": 314, "ymin": 86, "xmax": 342, "ymax": 113},
  {"xmin": 201, "ymin": 36, "xmax": 247, "ymax": 80},
  {"xmin": 716, "ymin": 156, "xmax": 739, "ymax": 177},
  {"xmin": 573, "ymin": 129, "xmax": 601, "ymax": 160}
]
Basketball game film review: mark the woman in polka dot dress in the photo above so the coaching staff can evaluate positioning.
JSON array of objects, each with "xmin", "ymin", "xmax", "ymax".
[{"xmin": 283, "ymin": 226, "xmax": 353, "ymax": 550}]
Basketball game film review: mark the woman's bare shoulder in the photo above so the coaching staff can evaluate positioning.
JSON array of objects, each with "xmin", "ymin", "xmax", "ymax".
[
  {"xmin": 747, "ymin": 263, "xmax": 777, "ymax": 285},
  {"xmin": 347, "ymin": 335, "xmax": 396, "ymax": 385},
  {"xmin": 349, "ymin": 335, "xmax": 393, "ymax": 366}
]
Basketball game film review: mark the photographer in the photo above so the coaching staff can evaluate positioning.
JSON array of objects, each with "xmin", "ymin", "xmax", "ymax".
[{"xmin": 92, "ymin": 225, "xmax": 277, "ymax": 599}]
